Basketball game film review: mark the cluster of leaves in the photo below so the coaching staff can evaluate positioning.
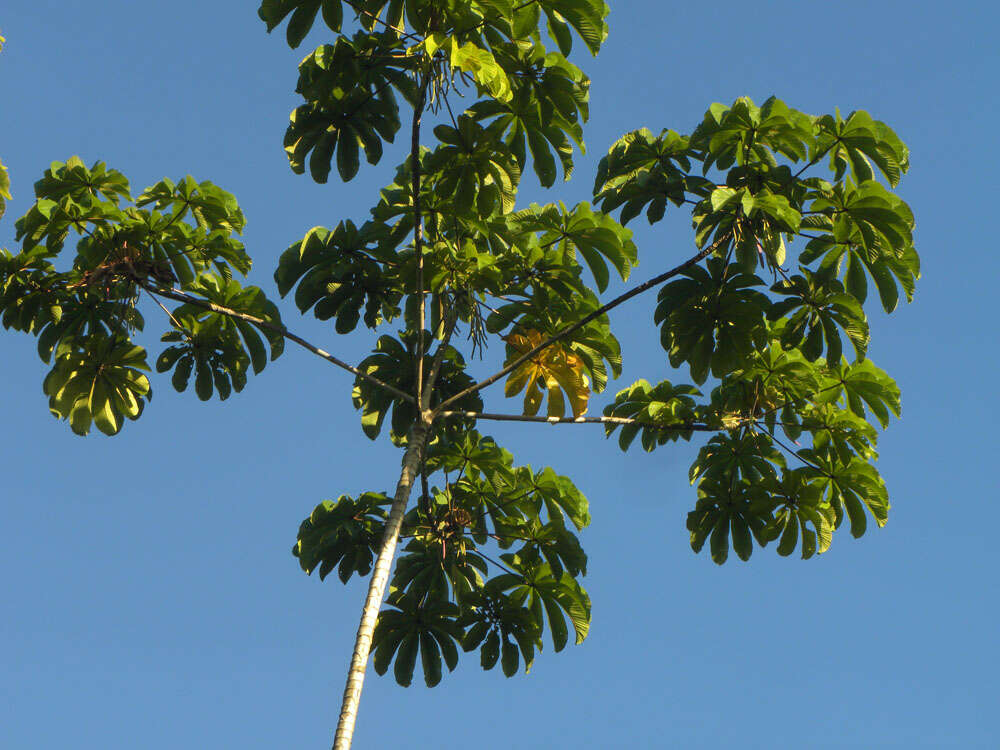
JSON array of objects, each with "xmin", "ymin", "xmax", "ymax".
[
  {"xmin": 261, "ymin": 0, "xmax": 609, "ymax": 188},
  {"xmin": 264, "ymin": 1, "xmax": 631, "ymax": 438},
  {"xmin": 254, "ymin": 2, "xmax": 919, "ymax": 701},
  {"xmin": 0, "ymin": 157, "xmax": 284, "ymax": 433},
  {"xmin": 0, "ymin": 1, "xmax": 921, "ymax": 730},
  {"xmin": 295, "ymin": 431, "xmax": 591, "ymax": 685},
  {"xmin": 594, "ymin": 96, "xmax": 915, "ymax": 563}
]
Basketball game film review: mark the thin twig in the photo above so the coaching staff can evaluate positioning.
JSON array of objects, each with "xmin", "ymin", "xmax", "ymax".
[
  {"xmin": 425, "ymin": 301, "xmax": 459, "ymax": 387},
  {"xmin": 471, "ymin": 549, "xmax": 520, "ymax": 578},
  {"xmin": 766, "ymin": 428, "xmax": 831, "ymax": 476},
  {"xmin": 141, "ymin": 281, "xmax": 414, "ymax": 403},
  {"xmin": 141, "ymin": 284, "xmax": 188, "ymax": 338}
]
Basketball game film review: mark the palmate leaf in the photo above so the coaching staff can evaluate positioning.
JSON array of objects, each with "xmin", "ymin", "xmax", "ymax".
[
  {"xmin": 814, "ymin": 108, "xmax": 909, "ymax": 187},
  {"xmin": 0, "ymin": 248, "xmax": 61, "ymax": 333},
  {"xmin": 490, "ymin": 558, "xmax": 591, "ymax": 652},
  {"xmin": 464, "ymin": 30, "xmax": 595, "ymax": 189},
  {"xmin": 424, "ymin": 429, "xmax": 589, "ymax": 531},
  {"xmin": 799, "ymin": 450, "xmax": 890, "ymax": 539},
  {"xmin": 505, "ymin": 201, "xmax": 636, "ymax": 293},
  {"xmin": 284, "ymin": 33, "xmax": 412, "ymax": 183},
  {"xmin": 603, "ymin": 379, "xmax": 701, "ymax": 451},
  {"xmin": 258, "ymin": 0, "xmax": 348, "ymax": 47},
  {"xmin": 525, "ymin": 465, "xmax": 591, "ymax": 531},
  {"xmin": 27, "ymin": 156, "xmax": 132, "ymax": 209},
  {"xmin": 15, "ymin": 167, "xmax": 250, "ymax": 291},
  {"xmin": 391, "ymin": 539, "xmax": 488, "ymax": 602},
  {"xmin": 372, "ymin": 593, "xmax": 465, "ymax": 687},
  {"xmin": 417, "ymin": 432, "xmax": 589, "ymax": 577},
  {"xmin": 467, "ymin": 36, "xmax": 590, "ymax": 187},
  {"xmin": 655, "ymin": 258, "xmax": 770, "ymax": 384},
  {"xmin": 459, "ymin": 589, "xmax": 541, "ymax": 677},
  {"xmin": 497, "ymin": 516, "xmax": 588, "ymax": 579},
  {"xmin": 816, "ymin": 358, "xmax": 901, "ymax": 429},
  {"xmin": 689, "ymin": 432, "xmax": 786, "ymax": 486},
  {"xmin": 34, "ymin": 292, "xmax": 144, "ymax": 364},
  {"xmin": 294, "ymin": 493, "xmax": 390, "ymax": 582},
  {"xmin": 708, "ymin": 336, "xmax": 827, "ymax": 437},
  {"xmin": 537, "ymin": 0, "xmax": 610, "ymax": 56},
  {"xmin": 485, "ymin": 284, "xmax": 622, "ymax": 394},
  {"xmin": 424, "ymin": 429, "xmax": 515, "ymax": 483},
  {"xmin": 488, "ymin": 40, "xmax": 590, "ymax": 127},
  {"xmin": 687, "ymin": 477, "xmax": 775, "ymax": 564},
  {"xmin": 803, "ymin": 180, "xmax": 918, "ymax": 314},
  {"xmin": 689, "ymin": 470, "xmax": 835, "ymax": 564},
  {"xmin": 593, "ymin": 128, "xmax": 703, "ymax": 225},
  {"xmin": 468, "ymin": 95, "xmax": 576, "ymax": 188},
  {"xmin": 133, "ymin": 175, "xmax": 251, "ymax": 283},
  {"xmin": 156, "ymin": 312, "xmax": 249, "ymax": 402},
  {"xmin": 155, "ymin": 274, "xmax": 284, "ymax": 400},
  {"xmin": 768, "ymin": 268, "xmax": 870, "ymax": 363},
  {"xmin": 274, "ymin": 221, "xmax": 401, "ymax": 333},
  {"xmin": 428, "ymin": 115, "xmax": 522, "ymax": 218},
  {"xmin": 690, "ymin": 96, "xmax": 815, "ymax": 173},
  {"xmin": 15, "ymin": 162, "xmax": 130, "ymax": 257},
  {"xmin": 43, "ymin": 336, "xmax": 151, "ymax": 436},
  {"xmin": 754, "ymin": 470, "xmax": 836, "ymax": 559},
  {"xmin": 502, "ymin": 328, "xmax": 590, "ymax": 419},
  {"xmin": 799, "ymin": 403, "xmax": 879, "ymax": 465}
]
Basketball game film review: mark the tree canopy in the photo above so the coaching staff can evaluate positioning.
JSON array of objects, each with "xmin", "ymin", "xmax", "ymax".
[{"xmin": 0, "ymin": 2, "xmax": 918, "ymax": 747}]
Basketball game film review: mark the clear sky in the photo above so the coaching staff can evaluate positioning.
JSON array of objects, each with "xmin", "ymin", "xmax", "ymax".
[{"xmin": 1, "ymin": 1, "xmax": 996, "ymax": 748}]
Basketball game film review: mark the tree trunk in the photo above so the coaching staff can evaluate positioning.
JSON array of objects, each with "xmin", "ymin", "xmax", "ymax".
[
  {"xmin": 331, "ymin": 418, "xmax": 430, "ymax": 750},
  {"xmin": 333, "ymin": 63, "xmax": 433, "ymax": 750}
]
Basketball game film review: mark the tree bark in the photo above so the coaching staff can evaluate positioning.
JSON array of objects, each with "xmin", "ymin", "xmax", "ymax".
[{"xmin": 332, "ymin": 417, "xmax": 430, "ymax": 750}]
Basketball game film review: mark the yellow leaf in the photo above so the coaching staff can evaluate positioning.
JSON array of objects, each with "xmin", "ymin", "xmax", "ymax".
[{"xmin": 502, "ymin": 329, "xmax": 590, "ymax": 418}]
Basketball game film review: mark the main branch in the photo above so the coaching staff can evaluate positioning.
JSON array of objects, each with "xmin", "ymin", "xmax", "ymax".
[
  {"xmin": 412, "ymin": 72, "xmax": 431, "ymax": 407},
  {"xmin": 438, "ymin": 410, "xmax": 723, "ymax": 431},
  {"xmin": 142, "ymin": 282, "xmax": 414, "ymax": 403}
]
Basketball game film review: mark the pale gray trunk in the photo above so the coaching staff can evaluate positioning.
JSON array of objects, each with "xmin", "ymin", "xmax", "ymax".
[{"xmin": 331, "ymin": 418, "xmax": 430, "ymax": 750}]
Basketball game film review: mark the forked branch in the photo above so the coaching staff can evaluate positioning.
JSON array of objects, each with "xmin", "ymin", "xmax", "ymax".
[{"xmin": 433, "ymin": 232, "xmax": 732, "ymax": 415}]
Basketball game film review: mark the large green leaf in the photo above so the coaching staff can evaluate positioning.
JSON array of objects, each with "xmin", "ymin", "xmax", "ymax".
[
  {"xmin": 275, "ymin": 221, "xmax": 401, "ymax": 333},
  {"xmin": 655, "ymin": 258, "xmax": 770, "ymax": 384},
  {"xmin": 43, "ymin": 336, "xmax": 151, "ymax": 436},
  {"xmin": 371, "ymin": 593, "xmax": 464, "ymax": 687},
  {"xmin": 283, "ymin": 34, "xmax": 413, "ymax": 183},
  {"xmin": 768, "ymin": 267, "xmax": 870, "ymax": 363},
  {"xmin": 294, "ymin": 493, "xmax": 390, "ymax": 582},
  {"xmin": 602, "ymin": 379, "xmax": 700, "ymax": 451}
]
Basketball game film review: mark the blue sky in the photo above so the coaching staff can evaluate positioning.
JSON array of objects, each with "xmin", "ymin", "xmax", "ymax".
[{"xmin": 1, "ymin": 1, "xmax": 996, "ymax": 748}]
